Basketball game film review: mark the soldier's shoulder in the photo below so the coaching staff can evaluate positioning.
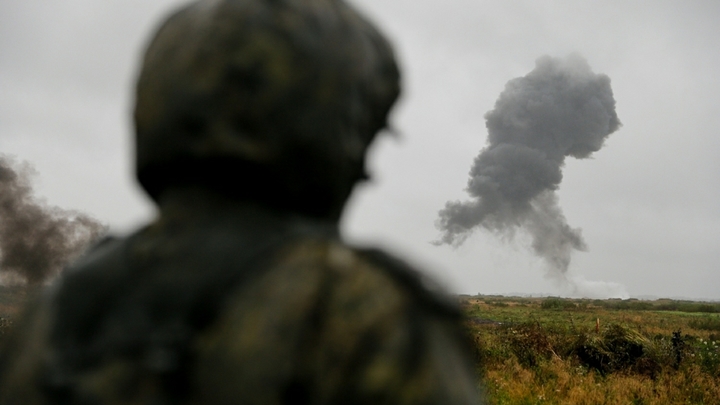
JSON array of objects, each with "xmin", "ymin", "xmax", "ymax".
[
  {"xmin": 40, "ymin": 235, "xmax": 136, "ymax": 348},
  {"xmin": 0, "ymin": 236, "xmax": 127, "ymax": 402},
  {"xmin": 278, "ymin": 239, "xmax": 462, "ymax": 320},
  {"xmin": 356, "ymin": 246, "xmax": 460, "ymax": 315},
  {"xmin": 59, "ymin": 235, "xmax": 127, "ymax": 285},
  {"xmin": 54, "ymin": 234, "xmax": 128, "ymax": 297}
]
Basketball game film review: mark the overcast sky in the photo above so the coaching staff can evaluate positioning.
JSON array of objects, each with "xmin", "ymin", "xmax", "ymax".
[{"xmin": 1, "ymin": 0, "xmax": 719, "ymax": 300}]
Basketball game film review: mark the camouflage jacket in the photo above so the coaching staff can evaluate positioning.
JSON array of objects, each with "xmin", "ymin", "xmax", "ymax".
[{"xmin": 0, "ymin": 201, "xmax": 482, "ymax": 405}]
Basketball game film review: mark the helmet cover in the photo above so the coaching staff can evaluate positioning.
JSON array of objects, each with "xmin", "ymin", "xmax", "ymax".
[{"xmin": 134, "ymin": 0, "xmax": 401, "ymax": 218}]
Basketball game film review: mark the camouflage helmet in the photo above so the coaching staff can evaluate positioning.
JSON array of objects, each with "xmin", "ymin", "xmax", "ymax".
[{"xmin": 134, "ymin": 0, "xmax": 400, "ymax": 219}]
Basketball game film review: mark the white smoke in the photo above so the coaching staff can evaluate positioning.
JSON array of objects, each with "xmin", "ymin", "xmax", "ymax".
[{"xmin": 565, "ymin": 276, "xmax": 630, "ymax": 299}]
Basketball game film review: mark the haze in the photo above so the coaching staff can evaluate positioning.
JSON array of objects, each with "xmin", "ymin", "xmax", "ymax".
[{"xmin": 1, "ymin": 0, "xmax": 718, "ymax": 300}]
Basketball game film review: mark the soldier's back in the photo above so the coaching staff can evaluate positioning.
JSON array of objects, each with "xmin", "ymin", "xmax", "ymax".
[{"xmin": 0, "ymin": 197, "xmax": 479, "ymax": 404}]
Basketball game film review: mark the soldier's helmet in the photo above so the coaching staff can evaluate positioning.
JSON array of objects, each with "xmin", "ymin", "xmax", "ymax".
[{"xmin": 134, "ymin": 0, "xmax": 400, "ymax": 219}]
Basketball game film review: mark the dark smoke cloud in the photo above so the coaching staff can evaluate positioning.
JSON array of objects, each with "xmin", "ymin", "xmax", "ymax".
[
  {"xmin": 436, "ymin": 54, "xmax": 620, "ymax": 282},
  {"xmin": 0, "ymin": 156, "xmax": 107, "ymax": 285}
]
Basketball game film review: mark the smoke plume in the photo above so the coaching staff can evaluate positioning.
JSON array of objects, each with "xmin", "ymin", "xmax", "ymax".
[
  {"xmin": 436, "ymin": 54, "xmax": 620, "ymax": 284},
  {"xmin": 0, "ymin": 156, "xmax": 107, "ymax": 285}
]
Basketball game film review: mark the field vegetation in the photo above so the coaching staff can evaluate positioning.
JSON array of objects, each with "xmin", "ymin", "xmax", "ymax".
[
  {"xmin": 463, "ymin": 295, "xmax": 720, "ymax": 404},
  {"xmin": 1, "ymin": 288, "xmax": 719, "ymax": 403}
]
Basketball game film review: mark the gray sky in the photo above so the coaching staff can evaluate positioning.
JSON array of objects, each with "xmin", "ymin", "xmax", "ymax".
[{"xmin": 1, "ymin": 0, "xmax": 719, "ymax": 300}]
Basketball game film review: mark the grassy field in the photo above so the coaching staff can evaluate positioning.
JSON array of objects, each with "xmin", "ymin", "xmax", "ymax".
[
  {"xmin": 463, "ymin": 295, "xmax": 720, "ymax": 404},
  {"xmin": 1, "ymin": 288, "xmax": 719, "ymax": 403}
]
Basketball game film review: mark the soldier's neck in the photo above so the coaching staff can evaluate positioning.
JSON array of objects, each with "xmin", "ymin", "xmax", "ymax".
[{"xmin": 156, "ymin": 186, "xmax": 341, "ymax": 236}]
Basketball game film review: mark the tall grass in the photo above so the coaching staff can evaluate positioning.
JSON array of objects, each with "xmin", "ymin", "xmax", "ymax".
[{"xmin": 465, "ymin": 296, "xmax": 720, "ymax": 404}]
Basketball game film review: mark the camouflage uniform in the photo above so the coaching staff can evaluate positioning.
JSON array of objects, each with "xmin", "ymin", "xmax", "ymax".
[{"xmin": 0, "ymin": 1, "xmax": 483, "ymax": 404}]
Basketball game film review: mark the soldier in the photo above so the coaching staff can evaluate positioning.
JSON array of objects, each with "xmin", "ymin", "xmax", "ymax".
[{"xmin": 0, "ymin": 0, "xmax": 484, "ymax": 404}]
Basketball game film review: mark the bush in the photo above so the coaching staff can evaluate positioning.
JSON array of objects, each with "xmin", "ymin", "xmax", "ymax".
[
  {"xmin": 505, "ymin": 323, "xmax": 554, "ymax": 368},
  {"xmin": 688, "ymin": 317, "xmax": 720, "ymax": 331},
  {"xmin": 541, "ymin": 298, "xmax": 577, "ymax": 310},
  {"xmin": 658, "ymin": 302, "xmax": 720, "ymax": 313},
  {"xmin": 575, "ymin": 323, "xmax": 661, "ymax": 377}
]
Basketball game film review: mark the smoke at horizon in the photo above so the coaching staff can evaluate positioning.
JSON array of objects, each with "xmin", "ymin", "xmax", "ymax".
[
  {"xmin": 0, "ymin": 156, "xmax": 107, "ymax": 285},
  {"xmin": 436, "ymin": 54, "xmax": 621, "ymax": 290}
]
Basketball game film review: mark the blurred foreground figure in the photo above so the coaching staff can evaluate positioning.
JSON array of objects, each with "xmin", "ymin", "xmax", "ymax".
[{"xmin": 0, "ymin": 0, "xmax": 482, "ymax": 403}]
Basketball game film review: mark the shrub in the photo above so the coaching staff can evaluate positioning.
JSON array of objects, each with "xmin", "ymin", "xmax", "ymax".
[
  {"xmin": 505, "ymin": 323, "xmax": 553, "ymax": 368},
  {"xmin": 575, "ymin": 323, "xmax": 661, "ymax": 377},
  {"xmin": 541, "ymin": 298, "xmax": 576, "ymax": 310},
  {"xmin": 688, "ymin": 317, "xmax": 720, "ymax": 331}
]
